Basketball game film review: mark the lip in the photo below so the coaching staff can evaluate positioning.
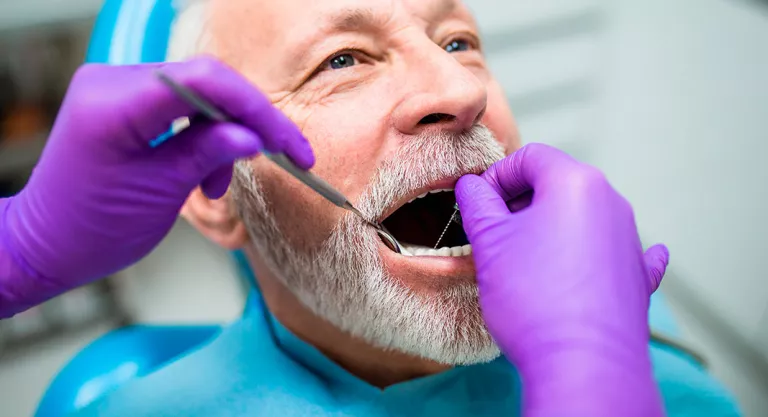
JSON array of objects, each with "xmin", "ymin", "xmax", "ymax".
[
  {"xmin": 377, "ymin": 237, "xmax": 477, "ymax": 288},
  {"xmin": 376, "ymin": 176, "xmax": 461, "ymax": 223},
  {"xmin": 371, "ymin": 174, "xmax": 476, "ymax": 286}
]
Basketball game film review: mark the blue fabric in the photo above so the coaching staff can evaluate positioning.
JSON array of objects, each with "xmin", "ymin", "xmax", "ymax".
[
  {"xmin": 35, "ymin": 253, "xmax": 257, "ymax": 417},
  {"xmin": 646, "ymin": 296, "xmax": 740, "ymax": 416},
  {"xmin": 67, "ymin": 291, "xmax": 740, "ymax": 417}
]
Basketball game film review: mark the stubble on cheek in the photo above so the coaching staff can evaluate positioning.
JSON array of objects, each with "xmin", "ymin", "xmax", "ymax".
[{"xmin": 248, "ymin": 160, "xmax": 341, "ymax": 252}]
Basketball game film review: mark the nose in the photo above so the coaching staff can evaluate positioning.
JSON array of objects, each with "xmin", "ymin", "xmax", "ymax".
[{"xmin": 393, "ymin": 44, "xmax": 488, "ymax": 136}]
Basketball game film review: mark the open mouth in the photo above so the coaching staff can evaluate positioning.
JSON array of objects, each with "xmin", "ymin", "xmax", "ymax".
[{"xmin": 380, "ymin": 187, "xmax": 471, "ymax": 257}]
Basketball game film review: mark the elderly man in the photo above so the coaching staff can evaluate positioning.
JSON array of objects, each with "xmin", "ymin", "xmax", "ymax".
[{"xmin": 0, "ymin": 0, "xmax": 741, "ymax": 416}]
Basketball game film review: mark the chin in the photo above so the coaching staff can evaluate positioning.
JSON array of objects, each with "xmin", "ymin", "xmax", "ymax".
[{"xmin": 369, "ymin": 178, "xmax": 502, "ymax": 365}]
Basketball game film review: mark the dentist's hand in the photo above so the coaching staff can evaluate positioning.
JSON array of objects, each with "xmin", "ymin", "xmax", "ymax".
[
  {"xmin": 455, "ymin": 144, "xmax": 667, "ymax": 417},
  {"xmin": 0, "ymin": 57, "xmax": 314, "ymax": 318}
]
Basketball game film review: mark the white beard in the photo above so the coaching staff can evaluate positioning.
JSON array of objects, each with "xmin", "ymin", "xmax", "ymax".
[{"xmin": 231, "ymin": 125, "xmax": 505, "ymax": 365}]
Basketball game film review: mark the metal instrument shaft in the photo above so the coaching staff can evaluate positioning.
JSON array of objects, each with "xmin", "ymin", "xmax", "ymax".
[
  {"xmin": 434, "ymin": 209, "xmax": 458, "ymax": 249},
  {"xmin": 154, "ymin": 71, "xmax": 402, "ymax": 253}
]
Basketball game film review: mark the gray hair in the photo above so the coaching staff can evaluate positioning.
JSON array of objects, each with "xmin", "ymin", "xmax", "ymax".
[
  {"xmin": 230, "ymin": 125, "xmax": 504, "ymax": 365},
  {"xmin": 166, "ymin": 0, "xmax": 211, "ymax": 62}
]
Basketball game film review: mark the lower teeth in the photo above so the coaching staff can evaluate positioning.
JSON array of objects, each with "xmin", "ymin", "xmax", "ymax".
[{"xmin": 400, "ymin": 244, "xmax": 472, "ymax": 257}]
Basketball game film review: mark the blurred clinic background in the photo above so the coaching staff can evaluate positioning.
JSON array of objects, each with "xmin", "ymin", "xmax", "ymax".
[{"xmin": 0, "ymin": 0, "xmax": 767, "ymax": 416}]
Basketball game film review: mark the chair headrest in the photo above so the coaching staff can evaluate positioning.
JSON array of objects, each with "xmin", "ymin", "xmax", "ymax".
[{"xmin": 87, "ymin": 0, "xmax": 175, "ymax": 64}]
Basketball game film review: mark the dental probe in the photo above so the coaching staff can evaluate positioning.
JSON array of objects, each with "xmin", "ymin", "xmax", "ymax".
[
  {"xmin": 154, "ymin": 71, "xmax": 402, "ymax": 254},
  {"xmin": 433, "ymin": 204, "xmax": 463, "ymax": 249},
  {"xmin": 434, "ymin": 210, "xmax": 457, "ymax": 249}
]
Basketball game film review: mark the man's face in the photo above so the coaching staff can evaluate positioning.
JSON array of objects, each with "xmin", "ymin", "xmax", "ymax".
[{"xmin": 209, "ymin": 0, "xmax": 520, "ymax": 363}]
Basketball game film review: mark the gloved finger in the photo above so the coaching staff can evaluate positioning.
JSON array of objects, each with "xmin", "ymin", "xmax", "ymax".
[
  {"xmin": 643, "ymin": 244, "xmax": 670, "ymax": 293},
  {"xmin": 159, "ymin": 121, "xmax": 263, "ymax": 190},
  {"xmin": 153, "ymin": 58, "xmax": 315, "ymax": 169},
  {"xmin": 455, "ymin": 174, "xmax": 512, "ymax": 244},
  {"xmin": 507, "ymin": 190, "xmax": 533, "ymax": 213},
  {"xmin": 81, "ymin": 59, "xmax": 315, "ymax": 169},
  {"xmin": 480, "ymin": 143, "xmax": 580, "ymax": 203},
  {"xmin": 201, "ymin": 164, "xmax": 235, "ymax": 200}
]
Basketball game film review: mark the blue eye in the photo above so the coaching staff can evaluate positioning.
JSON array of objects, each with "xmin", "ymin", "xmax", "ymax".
[
  {"xmin": 445, "ymin": 39, "xmax": 470, "ymax": 53},
  {"xmin": 329, "ymin": 53, "xmax": 357, "ymax": 70}
]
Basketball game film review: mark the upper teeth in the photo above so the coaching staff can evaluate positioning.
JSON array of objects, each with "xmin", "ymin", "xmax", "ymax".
[
  {"xmin": 400, "ymin": 243, "xmax": 472, "ymax": 257},
  {"xmin": 407, "ymin": 188, "xmax": 453, "ymax": 204}
]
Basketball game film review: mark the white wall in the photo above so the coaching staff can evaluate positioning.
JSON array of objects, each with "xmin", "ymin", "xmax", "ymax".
[
  {"xmin": 0, "ymin": 0, "xmax": 103, "ymax": 30},
  {"xmin": 468, "ymin": 0, "xmax": 768, "ymax": 415},
  {"xmin": 595, "ymin": 0, "xmax": 768, "ymax": 353},
  {"xmin": 115, "ymin": 219, "xmax": 247, "ymax": 324},
  {"xmin": 469, "ymin": 0, "xmax": 603, "ymax": 156},
  {"xmin": 593, "ymin": 2, "xmax": 768, "ymax": 411}
]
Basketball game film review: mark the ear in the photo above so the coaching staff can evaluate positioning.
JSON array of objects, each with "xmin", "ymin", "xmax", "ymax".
[{"xmin": 181, "ymin": 187, "xmax": 249, "ymax": 250}]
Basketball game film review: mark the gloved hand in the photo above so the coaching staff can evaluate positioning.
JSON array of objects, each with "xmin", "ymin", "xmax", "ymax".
[
  {"xmin": 0, "ymin": 57, "xmax": 314, "ymax": 318},
  {"xmin": 455, "ymin": 144, "xmax": 668, "ymax": 417}
]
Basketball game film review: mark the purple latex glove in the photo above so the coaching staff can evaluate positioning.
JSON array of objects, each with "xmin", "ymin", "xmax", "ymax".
[
  {"xmin": 0, "ymin": 57, "xmax": 314, "ymax": 318},
  {"xmin": 455, "ymin": 144, "xmax": 668, "ymax": 417}
]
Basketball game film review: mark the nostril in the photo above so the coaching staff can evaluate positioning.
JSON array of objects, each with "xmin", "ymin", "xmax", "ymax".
[{"xmin": 418, "ymin": 113, "xmax": 455, "ymax": 125}]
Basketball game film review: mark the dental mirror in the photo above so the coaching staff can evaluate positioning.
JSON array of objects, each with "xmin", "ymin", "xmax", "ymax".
[{"xmin": 367, "ymin": 221, "xmax": 402, "ymax": 254}]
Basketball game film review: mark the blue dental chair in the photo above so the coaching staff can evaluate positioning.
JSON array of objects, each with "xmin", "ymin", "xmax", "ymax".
[
  {"xmin": 34, "ymin": 245, "xmax": 259, "ymax": 417},
  {"xmin": 33, "ymin": 4, "xmax": 260, "ymax": 416}
]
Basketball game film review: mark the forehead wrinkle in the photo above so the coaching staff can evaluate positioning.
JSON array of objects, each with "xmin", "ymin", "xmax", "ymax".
[
  {"xmin": 327, "ymin": 0, "xmax": 458, "ymax": 33},
  {"xmin": 329, "ymin": 7, "xmax": 391, "ymax": 33},
  {"xmin": 423, "ymin": 0, "xmax": 461, "ymax": 34},
  {"xmin": 429, "ymin": 0, "xmax": 458, "ymax": 21}
]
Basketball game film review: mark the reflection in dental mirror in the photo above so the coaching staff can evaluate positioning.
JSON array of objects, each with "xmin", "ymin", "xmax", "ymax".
[{"xmin": 381, "ymin": 190, "xmax": 471, "ymax": 257}]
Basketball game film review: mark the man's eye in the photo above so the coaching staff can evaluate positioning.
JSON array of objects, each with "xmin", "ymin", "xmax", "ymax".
[
  {"xmin": 444, "ymin": 39, "xmax": 471, "ymax": 53},
  {"xmin": 328, "ymin": 53, "xmax": 357, "ymax": 70},
  {"xmin": 306, "ymin": 51, "xmax": 364, "ymax": 82}
]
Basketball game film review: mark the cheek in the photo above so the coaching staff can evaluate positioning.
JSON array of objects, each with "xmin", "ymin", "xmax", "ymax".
[
  {"xmin": 248, "ymin": 159, "xmax": 339, "ymax": 250},
  {"xmin": 288, "ymin": 88, "xmax": 397, "ymax": 201},
  {"xmin": 259, "ymin": 85, "xmax": 395, "ymax": 247},
  {"xmin": 482, "ymin": 79, "xmax": 521, "ymax": 154}
]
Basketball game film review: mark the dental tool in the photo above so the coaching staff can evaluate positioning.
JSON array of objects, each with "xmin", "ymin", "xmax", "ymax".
[
  {"xmin": 433, "ymin": 204, "xmax": 463, "ymax": 249},
  {"xmin": 450, "ymin": 203, "xmax": 462, "ymax": 225},
  {"xmin": 154, "ymin": 71, "xmax": 402, "ymax": 254},
  {"xmin": 434, "ymin": 210, "xmax": 457, "ymax": 249}
]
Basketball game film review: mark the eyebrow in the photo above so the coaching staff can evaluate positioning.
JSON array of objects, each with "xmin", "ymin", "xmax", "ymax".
[
  {"xmin": 287, "ymin": 0, "xmax": 460, "ymax": 80},
  {"xmin": 325, "ymin": 8, "xmax": 388, "ymax": 34}
]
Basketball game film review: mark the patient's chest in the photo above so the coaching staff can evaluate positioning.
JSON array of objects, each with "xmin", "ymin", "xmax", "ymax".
[
  {"xmin": 71, "ymin": 304, "xmax": 741, "ymax": 417},
  {"xmin": 72, "ymin": 317, "xmax": 521, "ymax": 417}
]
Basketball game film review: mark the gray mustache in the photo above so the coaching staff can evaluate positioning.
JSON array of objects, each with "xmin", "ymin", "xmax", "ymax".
[{"xmin": 357, "ymin": 124, "xmax": 505, "ymax": 218}]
